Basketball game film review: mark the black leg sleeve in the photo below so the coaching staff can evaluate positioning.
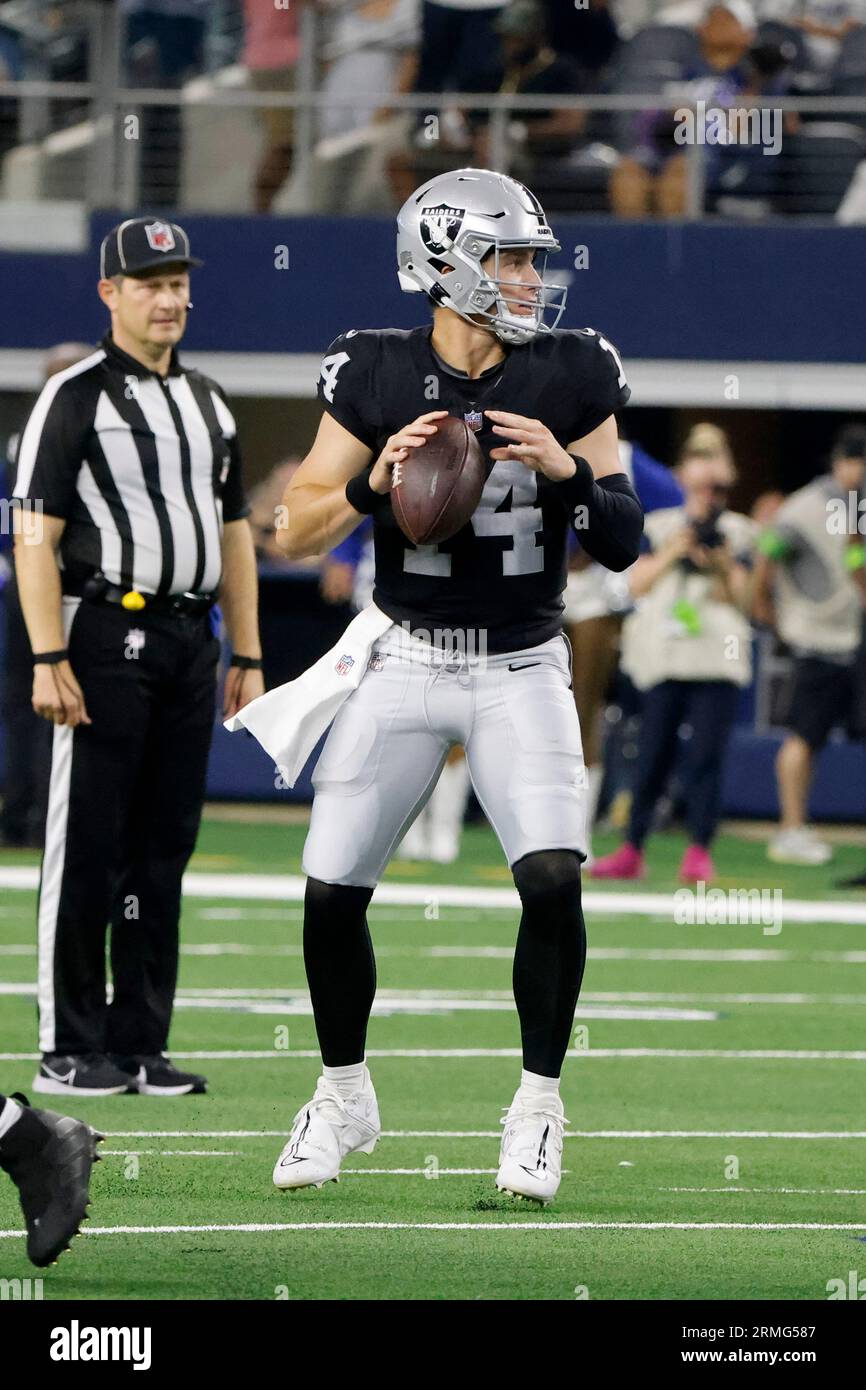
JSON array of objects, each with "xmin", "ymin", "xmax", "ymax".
[
  {"xmin": 303, "ymin": 878, "xmax": 377, "ymax": 1067},
  {"xmin": 512, "ymin": 849, "xmax": 587, "ymax": 1078}
]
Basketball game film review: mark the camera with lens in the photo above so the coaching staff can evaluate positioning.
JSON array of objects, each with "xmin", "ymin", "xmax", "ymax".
[{"xmin": 680, "ymin": 508, "xmax": 725, "ymax": 574}]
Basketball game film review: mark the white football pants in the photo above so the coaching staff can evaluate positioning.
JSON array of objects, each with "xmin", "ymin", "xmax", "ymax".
[{"xmin": 302, "ymin": 625, "xmax": 588, "ymax": 886}]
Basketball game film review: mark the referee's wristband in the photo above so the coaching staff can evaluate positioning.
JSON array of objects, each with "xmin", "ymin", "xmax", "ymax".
[
  {"xmin": 230, "ymin": 655, "xmax": 263, "ymax": 670},
  {"xmin": 33, "ymin": 649, "xmax": 68, "ymax": 665},
  {"xmin": 345, "ymin": 469, "xmax": 383, "ymax": 515}
]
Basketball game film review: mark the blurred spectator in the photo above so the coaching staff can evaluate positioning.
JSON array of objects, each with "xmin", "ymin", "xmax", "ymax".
[
  {"xmin": 759, "ymin": 0, "xmax": 866, "ymax": 70},
  {"xmin": 315, "ymin": 0, "xmax": 420, "ymax": 213},
  {"xmin": 750, "ymin": 488, "xmax": 785, "ymax": 524},
  {"xmin": 2, "ymin": 343, "xmax": 94, "ymax": 850},
  {"xmin": 540, "ymin": 0, "xmax": 620, "ymax": 82},
  {"xmin": 565, "ymin": 437, "xmax": 683, "ymax": 865},
  {"xmin": 592, "ymin": 441, "xmax": 756, "ymax": 884},
  {"xmin": 386, "ymin": 0, "xmax": 504, "ymax": 201},
  {"xmin": 0, "ymin": 19, "xmax": 21, "ymax": 162},
  {"xmin": 472, "ymin": 0, "xmax": 587, "ymax": 174},
  {"xmin": 242, "ymin": 0, "xmax": 302, "ymax": 213},
  {"xmin": 318, "ymin": 0, "xmax": 420, "ymax": 139},
  {"xmin": 122, "ymin": 0, "xmax": 209, "ymax": 208},
  {"xmin": 610, "ymin": 0, "xmax": 758, "ymax": 217},
  {"xmin": 412, "ymin": 0, "xmax": 505, "ymax": 98},
  {"xmin": 753, "ymin": 424, "xmax": 866, "ymax": 865},
  {"xmin": 320, "ymin": 518, "xmax": 374, "ymax": 609},
  {"xmin": 247, "ymin": 458, "xmax": 316, "ymax": 568}
]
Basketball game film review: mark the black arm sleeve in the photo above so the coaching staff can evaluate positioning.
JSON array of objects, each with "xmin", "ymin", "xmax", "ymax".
[{"xmin": 553, "ymin": 458, "xmax": 644, "ymax": 572}]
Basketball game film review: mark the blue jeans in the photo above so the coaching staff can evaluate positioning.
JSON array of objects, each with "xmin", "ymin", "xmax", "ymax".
[{"xmin": 628, "ymin": 679, "xmax": 740, "ymax": 849}]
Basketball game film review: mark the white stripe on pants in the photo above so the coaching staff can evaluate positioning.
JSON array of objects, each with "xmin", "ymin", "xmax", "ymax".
[{"xmin": 36, "ymin": 598, "xmax": 81, "ymax": 1052}]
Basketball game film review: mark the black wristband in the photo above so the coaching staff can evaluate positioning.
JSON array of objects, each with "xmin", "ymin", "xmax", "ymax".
[
  {"xmin": 33, "ymin": 649, "xmax": 68, "ymax": 665},
  {"xmin": 345, "ymin": 469, "xmax": 383, "ymax": 515},
  {"xmin": 230, "ymin": 655, "xmax": 263, "ymax": 670}
]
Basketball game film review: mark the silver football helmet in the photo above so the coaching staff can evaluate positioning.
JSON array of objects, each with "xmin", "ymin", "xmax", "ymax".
[{"xmin": 396, "ymin": 168, "xmax": 568, "ymax": 346}]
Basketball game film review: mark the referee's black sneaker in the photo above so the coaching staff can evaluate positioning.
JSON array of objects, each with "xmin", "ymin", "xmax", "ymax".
[
  {"xmin": 0, "ymin": 1094, "xmax": 103, "ymax": 1267},
  {"xmin": 110, "ymin": 1054, "xmax": 208, "ymax": 1096},
  {"xmin": 33, "ymin": 1053, "xmax": 136, "ymax": 1097}
]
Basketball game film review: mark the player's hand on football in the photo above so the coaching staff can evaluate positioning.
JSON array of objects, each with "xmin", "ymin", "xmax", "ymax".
[
  {"xmin": 369, "ymin": 411, "xmax": 448, "ymax": 494},
  {"xmin": 32, "ymin": 660, "xmax": 92, "ymax": 727},
  {"xmin": 223, "ymin": 666, "xmax": 265, "ymax": 719},
  {"xmin": 485, "ymin": 411, "xmax": 577, "ymax": 482}
]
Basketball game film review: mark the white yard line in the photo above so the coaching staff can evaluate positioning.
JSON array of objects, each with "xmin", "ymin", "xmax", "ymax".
[
  {"xmin": 0, "ymin": 983, "xmax": 719, "ymax": 1021},
  {"xmin": 6, "ymin": 943, "xmax": 866, "ymax": 964},
  {"xmin": 5, "ymin": 978, "xmax": 859, "ymax": 1006},
  {"xmin": 2, "ymin": 1047, "xmax": 865, "ymax": 1060},
  {"xmin": 661, "ymin": 1187, "xmax": 866, "ymax": 1195},
  {"xmin": 38, "ymin": 1128, "xmax": 866, "ymax": 1140},
  {"xmin": 100, "ymin": 1149, "xmax": 245, "ymax": 1157},
  {"xmin": 3, "ymin": 866, "xmax": 866, "ymax": 925},
  {"xmin": 1, "ymin": 1220, "xmax": 864, "ymax": 1239},
  {"xmin": 25, "ymin": 1128, "xmax": 866, "ymax": 1139}
]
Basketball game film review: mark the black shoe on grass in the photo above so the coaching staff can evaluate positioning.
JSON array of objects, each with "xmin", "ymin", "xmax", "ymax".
[
  {"xmin": 110, "ymin": 1054, "xmax": 208, "ymax": 1096},
  {"xmin": 33, "ymin": 1053, "xmax": 136, "ymax": 1097},
  {"xmin": 0, "ymin": 1094, "xmax": 102, "ymax": 1267}
]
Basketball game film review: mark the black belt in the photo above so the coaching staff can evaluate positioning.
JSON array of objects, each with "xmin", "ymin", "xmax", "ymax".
[{"xmin": 64, "ymin": 574, "xmax": 217, "ymax": 617}]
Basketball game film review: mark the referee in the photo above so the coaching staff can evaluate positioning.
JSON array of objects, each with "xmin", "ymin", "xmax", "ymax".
[{"xmin": 11, "ymin": 218, "xmax": 264, "ymax": 1098}]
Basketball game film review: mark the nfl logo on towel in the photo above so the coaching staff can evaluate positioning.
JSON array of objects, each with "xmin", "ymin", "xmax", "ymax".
[
  {"xmin": 335, "ymin": 653, "xmax": 355, "ymax": 676},
  {"xmin": 464, "ymin": 410, "xmax": 483, "ymax": 433}
]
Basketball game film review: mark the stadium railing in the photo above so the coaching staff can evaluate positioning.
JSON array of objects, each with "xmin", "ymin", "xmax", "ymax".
[{"xmin": 1, "ymin": 4, "xmax": 865, "ymax": 221}]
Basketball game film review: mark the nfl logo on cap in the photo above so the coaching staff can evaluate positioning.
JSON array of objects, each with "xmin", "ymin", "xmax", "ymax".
[{"xmin": 145, "ymin": 221, "xmax": 176, "ymax": 253}]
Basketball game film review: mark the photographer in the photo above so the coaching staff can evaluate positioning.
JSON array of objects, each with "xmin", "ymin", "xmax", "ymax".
[
  {"xmin": 592, "ymin": 442, "xmax": 756, "ymax": 883},
  {"xmin": 753, "ymin": 424, "xmax": 866, "ymax": 868}
]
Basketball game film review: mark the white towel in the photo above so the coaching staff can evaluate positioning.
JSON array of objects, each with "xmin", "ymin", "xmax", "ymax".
[{"xmin": 224, "ymin": 602, "xmax": 394, "ymax": 787}]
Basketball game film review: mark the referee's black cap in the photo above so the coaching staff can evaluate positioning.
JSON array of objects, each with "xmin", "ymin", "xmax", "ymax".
[{"xmin": 100, "ymin": 218, "xmax": 203, "ymax": 279}]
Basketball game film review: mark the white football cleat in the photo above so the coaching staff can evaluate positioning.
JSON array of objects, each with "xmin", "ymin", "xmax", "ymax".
[
  {"xmin": 496, "ymin": 1090, "xmax": 567, "ymax": 1204},
  {"xmin": 272, "ymin": 1068, "xmax": 380, "ymax": 1191}
]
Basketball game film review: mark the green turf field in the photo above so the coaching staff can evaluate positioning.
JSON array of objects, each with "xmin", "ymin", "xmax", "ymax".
[{"xmin": 1, "ymin": 816, "xmax": 865, "ymax": 1300}]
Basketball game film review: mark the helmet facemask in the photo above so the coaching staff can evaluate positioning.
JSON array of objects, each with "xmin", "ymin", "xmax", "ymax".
[{"xmin": 458, "ymin": 240, "xmax": 568, "ymax": 345}]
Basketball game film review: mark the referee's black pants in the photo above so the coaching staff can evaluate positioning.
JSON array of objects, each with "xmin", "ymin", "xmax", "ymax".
[{"xmin": 38, "ymin": 598, "xmax": 219, "ymax": 1057}]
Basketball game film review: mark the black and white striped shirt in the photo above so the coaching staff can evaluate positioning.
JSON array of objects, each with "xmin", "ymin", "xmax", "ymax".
[{"xmin": 12, "ymin": 333, "xmax": 250, "ymax": 597}]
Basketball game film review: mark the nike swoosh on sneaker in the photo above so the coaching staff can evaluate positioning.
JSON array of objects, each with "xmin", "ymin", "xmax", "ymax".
[{"xmin": 43, "ymin": 1064, "xmax": 75, "ymax": 1085}]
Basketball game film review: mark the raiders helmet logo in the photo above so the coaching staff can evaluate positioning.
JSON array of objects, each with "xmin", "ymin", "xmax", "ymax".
[
  {"xmin": 419, "ymin": 204, "xmax": 465, "ymax": 254},
  {"xmin": 145, "ymin": 221, "xmax": 176, "ymax": 253}
]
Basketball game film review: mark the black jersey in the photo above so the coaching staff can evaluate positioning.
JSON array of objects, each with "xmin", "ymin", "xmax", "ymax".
[{"xmin": 317, "ymin": 324, "xmax": 630, "ymax": 653}]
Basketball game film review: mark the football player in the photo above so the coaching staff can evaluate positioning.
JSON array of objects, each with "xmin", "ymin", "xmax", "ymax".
[
  {"xmin": 272, "ymin": 168, "xmax": 642, "ymax": 1203},
  {"xmin": 0, "ymin": 1091, "xmax": 101, "ymax": 1265}
]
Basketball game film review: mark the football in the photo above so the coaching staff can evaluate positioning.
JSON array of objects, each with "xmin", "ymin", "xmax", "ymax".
[{"xmin": 390, "ymin": 414, "xmax": 486, "ymax": 546}]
